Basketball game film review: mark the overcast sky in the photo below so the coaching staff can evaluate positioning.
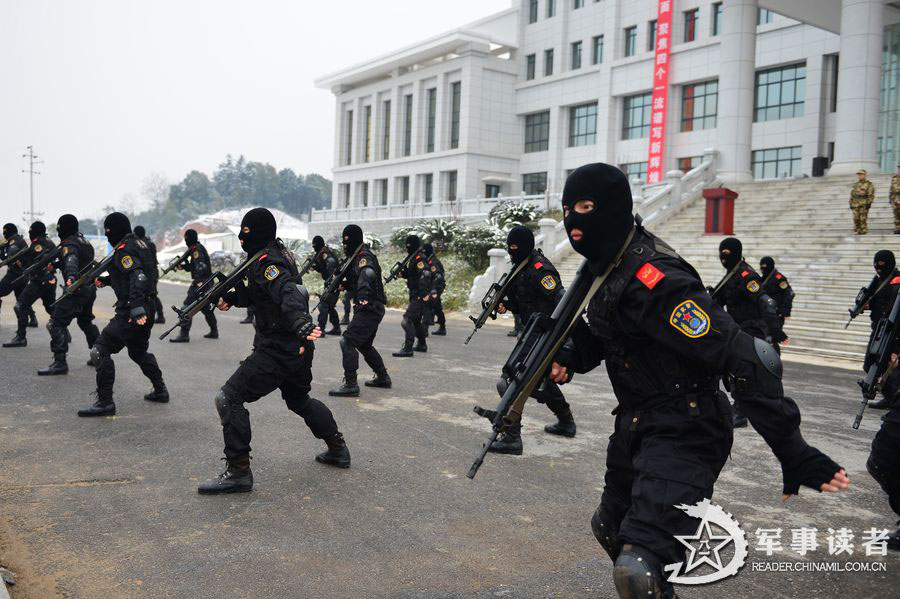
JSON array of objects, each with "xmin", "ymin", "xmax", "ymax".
[{"xmin": 0, "ymin": 0, "xmax": 511, "ymax": 230}]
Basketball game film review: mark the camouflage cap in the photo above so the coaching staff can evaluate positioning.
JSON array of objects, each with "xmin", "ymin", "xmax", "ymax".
[{"xmin": 857, "ymin": 169, "xmax": 867, "ymax": 175}]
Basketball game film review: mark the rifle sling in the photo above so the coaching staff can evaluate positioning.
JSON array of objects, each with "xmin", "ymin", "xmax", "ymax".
[{"xmin": 711, "ymin": 263, "xmax": 741, "ymax": 298}]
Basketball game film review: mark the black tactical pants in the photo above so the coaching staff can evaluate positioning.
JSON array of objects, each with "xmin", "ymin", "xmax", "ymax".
[
  {"xmin": 0, "ymin": 272, "xmax": 34, "ymax": 321},
  {"xmin": 93, "ymin": 311, "xmax": 164, "ymax": 401},
  {"xmin": 401, "ymin": 297, "xmax": 427, "ymax": 347},
  {"xmin": 341, "ymin": 302, "xmax": 386, "ymax": 374},
  {"xmin": 594, "ymin": 392, "xmax": 732, "ymax": 565},
  {"xmin": 422, "ymin": 293, "xmax": 445, "ymax": 327},
  {"xmin": 153, "ymin": 295, "xmax": 165, "ymax": 319},
  {"xmin": 49, "ymin": 286, "xmax": 99, "ymax": 356},
  {"xmin": 342, "ymin": 291, "xmax": 353, "ymax": 320},
  {"xmin": 533, "ymin": 379, "xmax": 571, "ymax": 416},
  {"xmin": 15, "ymin": 279, "xmax": 55, "ymax": 338},
  {"xmin": 868, "ymin": 404, "xmax": 900, "ymax": 516},
  {"xmin": 316, "ymin": 292, "xmax": 341, "ymax": 331},
  {"xmin": 179, "ymin": 281, "xmax": 216, "ymax": 334},
  {"xmin": 219, "ymin": 340, "xmax": 338, "ymax": 459}
]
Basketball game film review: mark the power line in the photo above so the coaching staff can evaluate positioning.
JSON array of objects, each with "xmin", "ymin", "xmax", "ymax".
[{"xmin": 21, "ymin": 145, "xmax": 44, "ymax": 225}]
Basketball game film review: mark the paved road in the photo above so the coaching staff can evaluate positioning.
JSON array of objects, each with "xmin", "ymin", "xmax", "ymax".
[{"xmin": 0, "ymin": 281, "xmax": 897, "ymax": 598}]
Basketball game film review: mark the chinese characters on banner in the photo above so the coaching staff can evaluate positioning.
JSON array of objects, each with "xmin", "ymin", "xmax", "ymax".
[{"xmin": 647, "ymin": 0, "xmax": 673, "ymax": 184}]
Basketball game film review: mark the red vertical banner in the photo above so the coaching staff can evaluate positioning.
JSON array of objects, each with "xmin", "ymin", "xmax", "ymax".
[{"xmin": 646, "ymin": 0, "xmax": 673, "ymax": 185}]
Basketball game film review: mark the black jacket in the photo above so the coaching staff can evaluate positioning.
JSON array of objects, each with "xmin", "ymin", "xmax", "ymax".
[
  {"xmin": 427, "ymin": 254, "xmax": 445, "ymax": 294},
  {"xmin": 344, "ymin": 245, "xmax": 386, "ymax": 305},
  {"xmin": 400, "ymin": 249, "xmax": 432, "ymax": 300},
  {"xmin": 184, "ymin": 242, "xmax": 211, "ymax": 282},
  {"xmin": 99, "ymin": 234, "xmax": 154, "ymax": 318},
  {"xmin": 713, "ymin": 261, "xmax": 784, "ymax": 342},
  {"xmin": 502, "ymin": 250, "xmax": 564, "ymax": 323},
  {"xmin": 761, "ymin": 270, "xmax": 794, "ymax": 318},
  {"xmin": 0, "ymin": 234, "xmax": 28, "ymax": 276},
  {"xmin": 57, "ymin": 233, "xmax": 95, "ymax": 294}
]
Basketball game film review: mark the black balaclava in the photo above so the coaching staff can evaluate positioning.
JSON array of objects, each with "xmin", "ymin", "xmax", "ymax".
[
  {"xmin": 312, "ymin": 235, "xmax": 325, "ymax": 252},
  {"xmin": 238, "ymin": 208, "xmax": 277, "ymax": 255},
  {"xmin": 760, "ymin": 256, "xmax": 775, "ymax": 279},
  {"xmin": 719, "ymin": 237, "xmax": 742, "ymax": 270},
  {"xmin": 342, "ymin": 224, "xmax": 363, "ymax": 256},
  {"xmin": 874, "ymin": 250, "xmax": 896, "ymax": 279},
  {"xmin": 423, "ymin": 242, "xmax": 434, "ymax": 256},
  {"xmin": 134, "ymin": 225, "xmax": 146, "ymax": 238},
  {"xmin": 561, "ymin": 163, "xmax": 634, "ymax": 270},
  {"xmin": 184, "ymin": 228, "xmax": 198, "ymax": 246},
  {"xmin": 57, "ymin": 214, "xmax": 78, "ymax": 239},
  {"xmin": 2, "ymin": 223, "xmax": 16, "ymax": 240},
  {"xmin": 506, "ymin": 225, "xmax": 535, "ymax": 265},
  {"xmin": 104, "ymin": 212, "xmax": 131, "ymax": 245},
  {"xmin": 405, "ymin": 234, "xmax": 421, "ymax": 255},
  {"xmin": 29, "ymin": 221, "xmax": 47, "ymax": 240}
]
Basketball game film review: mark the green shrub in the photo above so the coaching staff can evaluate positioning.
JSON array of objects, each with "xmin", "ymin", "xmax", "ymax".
[
  {"xmin": 389, "ymin": 219, "xmax": 459, "ymax": 249},
  {"xmin": 380, "ymin": 247, "xmax": 478, "ymax": 311},
  {"xmin": 488, "ymin": 200, "xmax": 539, "ymax": 227},
  {"xmin": 449, "ymin": 225, "xmax": 506, "ymax": 271}
]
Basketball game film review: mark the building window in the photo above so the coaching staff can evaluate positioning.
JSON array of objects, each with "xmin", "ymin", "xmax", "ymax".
[
  {"xmin": 450, "ymin": 82, "xmax": 461, "ymax": 149},
  {"xmin": 826, "ymin": 54, "xmax": 839, "ymax": 113},
  {"xmin": 712, "ymin": 2, "xmax": 723, "ymax": 36},
  {"xmin": 677, "ymin": 156, "xmax": 702, "ymax": 172},
  {"xmin": 648, "ymin": 20, "xmax": 657, "ymax": 52},
  {"xmin": 624, "ymin": 26, "xmax": 637, "ymax": 57},
  {"xmin": 592, "ymin": 35, "xmax": 604, "ymax": 64},
  {"xmin": 399, "ymin": 176, "xmax": 410, "ymax": 203},
  {"xmin": 339, "ymin": 183, "xmax": 350, "ymax": 208},
  {"xmin": 574, "ymin": 0, "xmax": 585, "ymax": 8},
  {"xmin": 622, "ymin": 92, "xmax": 652, "ymax": 139},
  {"xmin": 752, "ymin": 146, "xmax": 802, "ymax": 179},
  {"xmin": 684, "ymin": 8, "xmax": 699, "ymax": 43},
  {"xmin": 522, "ymin": 172, "xmax": 548, "ymax": 195},
  {"xmin": 447, "ymin": 171, "xmax": 458, "ymax": 201},
  {"xmin": 529, "ymin": 0, "xmax": 538, "ymax": 24},
  {"xmin": 526, "ymin": 54, "xmax": 536, "ymax": 80},
  {"xmin": 364, "ymin": 105, "xmax": 372, "ymax": 163},
  {"xmin": 620, "ymin": 162, "xmax": 648, "ymax": 182},
  {"xmin": 571, "ymin": 41, "xmax": 582, "ymax": 70},
  {"xmin": 343, "ymin": 110, "xmax": 353, "ymax": 166},
  {"xmin": 525, "ymin": 111, "xmax": 551, "ymax": 152},
  {"xmin": 423, "ymin": 173, "xmax": 433, "ymax": 203},
  {"xmin": 544, "ymin": 48, "xmax": 554, "ymax": 76},
  {"xmin": 547, "ymin": 0, "xmax": 556, "ymax": 18},
  {"xmin": 485, "ymin": 184, "xmax": 500, "ymax": 198},
  {"xmin": 382, "ymin": 100, "xmax": 391, "ymax": 160},
  {"xmin": 758, "ymin": 8, "xmax": 774, "ymax": 25},
  {"xmin": 426, "ymin": 88, "xmax": 437, "ymax": 153},
  {"xmin": 569, "ymin": 103, "xmax": 597, "ymax": 146},
  {"xmin": 403, "ymin": 94, "xmax": 413, "ymax": 156},
  {"xmin": 377, "ymin": 179, "xmax": 388, "ymax": 206},
  {"xmin": 359, "ymin": 181, "xmax": 369, "ymax": 207},
  {"xmin": 754, "ymin": 63, "xmax": 806, "ymax": 121},
  {"xmin": 681, "ymin": 80, "xmax": 718, "ymax": 131}
]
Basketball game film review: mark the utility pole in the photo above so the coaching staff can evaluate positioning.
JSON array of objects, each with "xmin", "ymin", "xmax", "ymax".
[{"xmin": 21, "ymin": 146, "xmax": 44, "ymax": 224}]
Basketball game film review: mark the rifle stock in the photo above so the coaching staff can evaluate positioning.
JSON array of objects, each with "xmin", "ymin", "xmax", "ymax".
[
  {"xmin": 298, "ymin": 249, "xmax": 323, "ymax": 279},
  {"xmin": 463, "ymin": 258, "xmax": 529, "ymax": 345},
  {"xmin": 49, "ymin": 252, "xmax": 117, "ymax": 308},
  {"xmin": 854, "ymin": 290, "xmax": 900, "ymax": 429},
  {"xmin": 11, "ymin": 245, "xmax": 62, "ymax": 285},
  {"xmin": 384, "ymin": 252, "xmax": 415, "ymax": 285},
  {"xmin": 159, "ymin": 248, "xmax": 191, "ymax": 278},
  {"xmin": 310, "ymin": 243, "xmax": 363, "ymax": 313},
  {"xmin": 846, "ymin": 275, "xmax": 883, "ymax": 329}
]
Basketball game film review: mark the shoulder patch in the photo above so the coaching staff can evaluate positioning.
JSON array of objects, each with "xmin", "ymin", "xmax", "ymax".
[
  {"xmin": 257, "ymin": 253, "xmax": 268, "ymax": 262},
  {"xmin": 746, "ymin": 280, "xmax": 760, "ymax": 293},
  {"xmin": 533, "ymin": 261, "xmax": 544, "ymax": 269},
  {"xmin": 358, "ymin": 258, "xmax": 367, "ymax": 268},
  {"xmin": 417, "ymin": 261, "xmax": 424, "ymax": 270},
  {"xmin": 33, "ymin": 244, "xmax": 42, "ymax": 253},
  {"xmin": 740, "ymin": 270, "xmax": 749, "ymax": 278},
  {"xmin": 430, "ymin": 265, "xmax": 436, "ymax": 272},
  {"xmin": 669, "ymin": 300, "xmax": 711, "ymax": 339},
  {"xmin": 63, "ymin": 246, "xmax": 69, "ymax": 255},
  {"xmin": 779, "ymin": 281, "xmax": 788, "ymax": 289},
  {"xmin": 192, "ymin": 250, "xmax": 199, "ymax": 259},
  {"xmin": 540, "ymin": 275, "xmax": 557, "ymax": 290},
  {"xmin": 117, "ymin": 243, "xmax": 126, "ymax": 250},
  {"xmin": 775, "ymin": 273, "xmax": 783, "ymax": 280},
  {"xmin": 121, "ymin": 255, "xmax": 134, "ymax": 269},
  {"xmin": 264, "ymin": 265, "xmax": 280, "ymax": 280},
  {"xmin": 635, "ymin": 263, "xmax": 665, "ymax": 290},
  {"xmin": 891, "ymin": 276, "xmax": 900, "ymax": 285}
]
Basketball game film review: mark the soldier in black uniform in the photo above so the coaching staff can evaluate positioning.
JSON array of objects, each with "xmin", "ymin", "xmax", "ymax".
[
  {"xmin": 310, "ymin": 235, "xmax": 342, "ymax": 336},
  {"xmin": 3, "ymin": 221, "xmax": 57, "ymax": 348},
  {"xmin": 393, "ymin": 235, "xmax": 431, "ymax": 357},
  {"xmin": 711, "ymin": 238, "xmax": 786, "ymax": 427},
  {"xmin": 488, "ymin": 225, "xmax": 577, "ymax": 455},
  {"xmin": 78, "ymin": 212, "xmax": 168, "ymax": 416},
  {"xmin": 133, "ymin": 226, "xmax": 165, "ymax": 324},
  {"xmin": 329, "ymin": 224, "xmax": 391, "ymax": 397},
  {"xmin": 37, "ymin": 215, "xmax": 101, "ymax": 375},
  {"xmin": 549, "ymin": 163, "xmax": 848, "ymax": 598},
  {"xmin": 759, "ymin": 256, "xmax": 794, "ymax": 330},
  {"xmin": 169, "ymin": 229, "xmax": 217, "ymax": 342},
  {"xmin": 198, "ymin": 208, "xmax": 350, "ymax": 494},
  {"xmin": 421, "ymin": 242, "xmax": 447, "ymax": 336},
  {"xmin": 0, "ymin": 223, "xmax": 37, "ymax": 328},
  {"xmin": 864, "ymin": 250, "xmax": 900, "ymax": 410}
]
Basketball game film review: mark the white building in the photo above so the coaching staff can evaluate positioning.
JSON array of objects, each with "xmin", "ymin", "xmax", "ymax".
[{"xmin": 311, "ymin": 0, "xmax": 900, "ymax": 235}]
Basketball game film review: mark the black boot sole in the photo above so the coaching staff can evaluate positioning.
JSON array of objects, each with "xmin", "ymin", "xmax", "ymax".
[
  {"xmin": 329, "ymin": 389, "xmax": 360, "ymax": 397},
  {"xmin": 487, "ymin": 446, "xmax": 523, "ymax": 456},
  {"xmin": 545, "ymin": 426, "xmax": 576, "ymax": 438},
  {"xmin": 169, "ymin": 338, "xmax": 190, "ymax": 343},
  {"xmin": 38, "ymin": 369, "xmax": 68, "ymax": 376},
  {"xmin": 77, "ymin": 408, "xmax": 116, "ymax": 417},
  {"xmin": 413, "ymin": 346, "xmax": 428, "ymax": 353},
  {"xmin": 315, "ymin": 455, "xmax": 351, "ymax": 468},
  {"xmin": 2, "ymin": 342, "xmax": 26, "ymax": 348},
  {"xmin": 364, "ymin": 381, "xmax": 392, "ymax": 388},
  {"xmin": 733, "ymin": 419, "xmax": 748, "ymax": 429},
  {"xmin": 432, "ymin": 331, "xmax": 447, "ymax": 336},
  {"xmin": 392, "ymin": 351, "xmax": 414, "ymax": 357},
  {"xmin": 198, "ymin": 484, "xmax": 253, "ymax": 495}
]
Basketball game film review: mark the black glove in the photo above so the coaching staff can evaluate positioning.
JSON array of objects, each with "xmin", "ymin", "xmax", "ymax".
[
  {"xmin": 296, "ymin": 320, "xmax": 316, "ymax": 340},
  {"xmin": 780, "ymin": 445, "xmax": 842, "ymax": 495}
]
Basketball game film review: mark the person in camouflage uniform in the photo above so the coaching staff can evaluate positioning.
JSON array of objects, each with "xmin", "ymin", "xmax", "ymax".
[
  {"xmin": 891, "ymin": 163, "xmax": 900, "ymax": 235},
  {"xmin": 850, "ymin": 168, "xmax": 875, "ymax": 235}
]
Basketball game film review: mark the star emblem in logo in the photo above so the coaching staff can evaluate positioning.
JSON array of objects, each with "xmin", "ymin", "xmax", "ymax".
[{"xmin": 674, "ymin": 516, "xmax": 734, "ymax": 573}]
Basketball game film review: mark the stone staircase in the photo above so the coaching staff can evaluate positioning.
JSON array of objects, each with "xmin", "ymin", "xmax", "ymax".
[{"xmin": 555, "ymin": 174, "xmax": 898, "ymax": 363}]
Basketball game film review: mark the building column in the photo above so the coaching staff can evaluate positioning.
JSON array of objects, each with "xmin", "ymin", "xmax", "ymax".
[
  {"xmin": 828, "ymin": 0, "xmax": 884, "ymax": 175},
  {"xmin": 715, "ymin": 0, "xmax": 757, "ymax": 183}
]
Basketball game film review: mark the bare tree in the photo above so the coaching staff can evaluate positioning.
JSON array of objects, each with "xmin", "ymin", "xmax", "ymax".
[{"xmin": 141, "ymin": 172, "xmax": 170, "ymax": 210}]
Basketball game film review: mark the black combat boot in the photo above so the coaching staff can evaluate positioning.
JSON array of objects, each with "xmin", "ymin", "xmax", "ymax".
[
  {"xmin": 3, "ymin": 335, "xmax": 26, "ymax": 348},
  {"xmin": 432, "ymin": 325, "xmax": 447, "ymax": 336},
  {"xmin": 325, "ymin": 326, "xmax": 341, "ymax": 336},
  {"xmin": 507, "ymin": 328, "xmax": 519, "ymax": 337},
  {"xmin": 38, "ymin": 354, "xmax": 68, "ymax": 376},
  {"xmin": 392, "ymin": 345, "xmax": 414, "ymax": 357},
  {"xmin": 240, "ymin": 312, "xmax": 253, "ymax": 324},
  {"xmin": 169, "ymin": 330, "xmax": 190, "ymax": 343},
  {"xmin": 413, "ymin": 341, "xmax": 428, "ymax": 352},
  {"xmin": 488, "ymin": 425, "xmax": 523, "ymax": 455},
  {"xmin": 340, "ymin": 315, "xmax": 350, "ymax": 326},
  {"xmin": 204, "ymin": 328, "xmax": 219, "ymax": 339},
  {"xmin": 732, "ymin": 405, "xmax": 748, "ymax": 428},
  {"xmin": 329, "ymin": 372, "xmax": 360, "ymax": 397},
  {"xmin": 197, "ymin": 455, "xmax": 253, "ymax": 494},
  {"xmin": 545, "ymin": 409, "xmax": 577, "ymax": 438},
  {"xmin": 315, "ymin": 432, "xmax": 351, "ymax": 468},
  {"xmin": 77, "ymin": 393, "xmax": 116, "ymax": 417},
  {"xmin": 27, "ymin": 313, "xmax": 38, "ymax": 328},
  {"xmin": 364, "ymin": 369, "xmax": 392, "ymax": 389},
  {"xmin": 144, "ymin": 384, "xmax": 170, "ymax": 403}
]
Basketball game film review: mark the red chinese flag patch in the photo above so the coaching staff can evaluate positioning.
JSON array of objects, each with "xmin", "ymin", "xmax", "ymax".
[
  {"xmin": 891, "ymin": 276, "xmax": 900, "ymax": 285},
  {"xmin": 741, "ymin": 270, "xmax": 750, "ymax": 278},
  {"xmin": 533, "ymin": 262, "xmax": 543, "ymax": 269},
  {"xmin": 636, "ymin": 263, "xmax": 665, "ymax": 290}
]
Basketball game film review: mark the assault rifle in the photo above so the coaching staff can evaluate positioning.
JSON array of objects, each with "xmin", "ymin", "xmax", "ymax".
[
  {"xmin": 159, "ymin": 248, "xmax": 191, "ymax": 278},
  {"xmin": 298, "ymin": 249, "xmax": 323, "ymax": 279},
  {"xmin": 49, "ymin": 251, "xmax": 117, "ymax": 308},
  {"xmin": 0, "ymin": 244, "xmax": 29, "ymax": 269},
  {"xmin": 846, "ymin": 275, "xmax": 887, "ymax": 329},
  {"xmin": 310, "ymin": 242, "xmax": 363, "ymax": 314},
  {"xmin": 11, "ymin": 244, "xmax": 62, "ymax": 285},
  {"xmin": 707, "ymin": 262, "xmax": 742, "ymax": 300},
  {"xmin": 466, "ymin": 230, "xmax": 634, "ymax": 480},
  {"xmin": 854, "ymin": 291, "xmax": 900, "ymax": 429},
  {"xmin": 463, "ymin": 258, "xmax": 530, "ymax": 345},
  {"xmin": 384, "ymin": 251, "xmax": 415, "ymax": 285},
  {"xmin": 158, "ymin": 248, "xmax": 266, "ymax": 340}
]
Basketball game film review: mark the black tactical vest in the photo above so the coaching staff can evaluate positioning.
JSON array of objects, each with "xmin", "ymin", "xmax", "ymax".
[{"xmin": 250, "ymin": 240, "xmax": 302, "ymax": 334}]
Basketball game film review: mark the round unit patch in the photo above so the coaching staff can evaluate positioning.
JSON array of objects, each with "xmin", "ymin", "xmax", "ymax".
[
  {"xmin": 779, "ymin": 281, "xmax": 788, "ymax": 290},
  {"xmin": 670, "ymin": 300, "xmax": 711, "ymax": 339},
  {"xmin": 33, "ymin": 244, "xmax": 42, "ymax": 253},
  {"xmin": 541, "ymin": 275, "xmax": 557, "ymax": 291},
  {"xmin": 417, "ymin": 261, "xmax": 425, "ymax": 269},
  {"xmin": 264, "ymin": 265, "xmax": 280, "ymax": 280},
  {"xmin": 120, "ymin": 255, "xmax": 134, "ymax": 269},
  {"xmin": 358, "ymin": 258, "xmax": 367, "ymax": 268},
  {"xmin": 193, "ymin": 251, "xmax": 199, "ymax": 259}
]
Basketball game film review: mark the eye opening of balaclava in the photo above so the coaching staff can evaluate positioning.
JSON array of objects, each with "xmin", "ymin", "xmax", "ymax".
[
  {"xmin": 238, "ymin": 208, "xmax": 277, "ymax": 255},
  {"xmin": 405, "ymin": 234, "xmax": 421, "ymax": 255},
  {"xmin": 57, "ymin": 214, "xmax": 79, "ymax": 239},
  {"xmin": 561, "ymin": 163, "xmax": 634, "ymax": 271},
  {"xmin": 3, "ymin": 223, "xmax": 17, "ymax": 240},
  {"xmin": 760, "ymin": 256, "xmax": 775, "ymax": 278},
  {"xmin": 134, "ymin": 225, "xmax": 146, "ymax": 238},
  {"xmin": 312, "ymin": 235, "xmax": 325, "ymax": 252},
  {"xmin": 506, "ymin": 225, "xmax": 535, "ymax": 265},
  {"xmin": 874, "ymin": 249, "xmax": 896, "ymax": 278},
  {"xmin": 719, "ymin": 237, "xmax": 743, "ymax": 270},
  {"xmin": 29, "ymin": 221, "xmax": 47, "ymax": 240},
  {"xmin": 341, "ymin": 224, "xmax": 363, "ymax": 257},
  {"xmin": 103, "ymin": 212, "xmax": 131, "ymax": 246},
  {"xmin": 184, "ymin": 229, "xmax": 198, "ymax": 246}
]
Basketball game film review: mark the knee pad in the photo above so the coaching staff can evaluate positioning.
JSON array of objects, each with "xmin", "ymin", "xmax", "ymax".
[
  {"xmin": 613, "ymin": 545, "xmax": 674, "ymax": 599},
  {"xmin": 591, "ymin": 508, "xmax": 622, "ymax": 562},
  {"xmin": 13, "ymin": 302, "xmax": 22, "ymax": 317},
  {"xmin": 339, "ymin": 337, "xmax": 354, "ymax": 353},
  {"xmin": 90, "ymin": 345, "xmax": 105, "ymax": 369},
  {"xmin": 400, "ymin": 317, "xmax": 411, "ymax": 332},
  {"xmin": 214, "ymin": 389, "xmax": 230, "ymax": 424}
]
